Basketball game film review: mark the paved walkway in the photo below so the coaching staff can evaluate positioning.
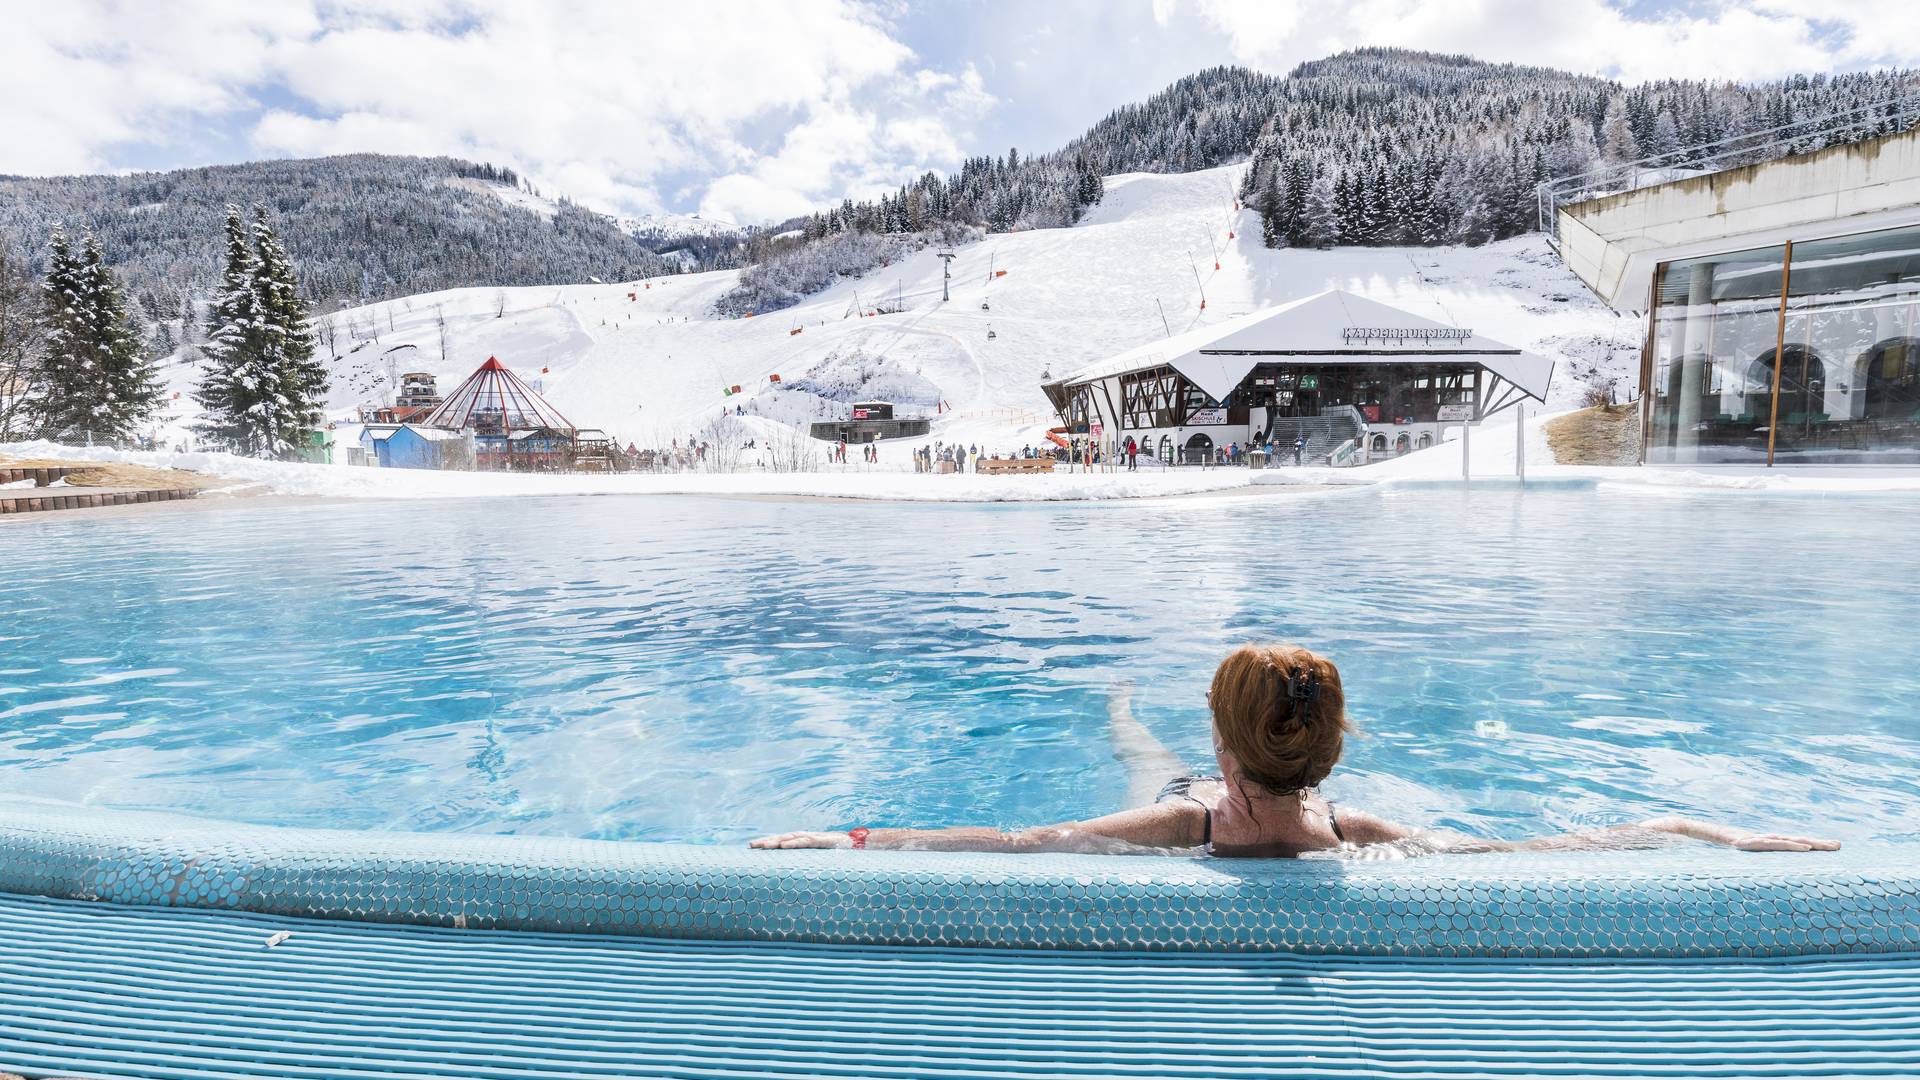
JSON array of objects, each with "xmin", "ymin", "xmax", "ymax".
[{"xmin": 0, "ymin": 892, "xmax": 1914, "ymax": 1079}]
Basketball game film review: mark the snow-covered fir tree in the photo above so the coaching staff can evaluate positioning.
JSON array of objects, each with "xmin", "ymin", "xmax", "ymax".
[
  {"xmin": 251, "ymin": 206, "xmax": 328, "ymax": 437},
  {"xmin": 34, "ymin": 228, "xmax": 161, "ymax": 442},
  {"xmin": 1236, "ymin": 49, "xmax": 1916, "ymax": 249},
  {"xmin": 1299, "ymin": 176, "xmax": 1342, "ymax": 248},
  {"xmin": 195, "ymin": 205, "xmax": 325, "ymax": 458}
]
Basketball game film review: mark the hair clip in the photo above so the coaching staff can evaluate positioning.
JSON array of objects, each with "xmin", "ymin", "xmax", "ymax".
[{"xmin": 1284, "ymin": 668, "xmax": 1320, "ymax": 703}]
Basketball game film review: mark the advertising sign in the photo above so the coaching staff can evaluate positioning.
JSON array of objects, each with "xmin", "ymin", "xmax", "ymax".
[
  {"xmin": 1438, "ymin": 404, "xmax": 1474, "ymax": 421},
  {"xmin": 1341, "ymin": 326, "xmax": 1474, "ymax": 345},
  {"xmin": 1186, "ymin": 408, "xmax": 1229, "ymax": 425}
]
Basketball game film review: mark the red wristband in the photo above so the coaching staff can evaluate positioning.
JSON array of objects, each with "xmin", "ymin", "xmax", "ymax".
[{"xmin": 848, "ymin": 827, "xmax": 870, "ymax": 850}]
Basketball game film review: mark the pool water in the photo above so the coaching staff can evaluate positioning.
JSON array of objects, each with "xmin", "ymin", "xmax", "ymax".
[{"xmin": 2, "ymin": 487, "xmax": 1917, "ymax": 846}]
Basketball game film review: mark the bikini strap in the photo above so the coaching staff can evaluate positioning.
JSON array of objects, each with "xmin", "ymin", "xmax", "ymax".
[
  {"xmin": 1327, "ymin": 799, "xmax": 1346, "ymax": 843},
  {"xmin": 1155, "ymin": 775, "xmax": 1217, "ymax": 849}
]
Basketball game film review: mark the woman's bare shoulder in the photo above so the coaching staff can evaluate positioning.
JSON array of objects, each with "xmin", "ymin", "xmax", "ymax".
[{"xmin": 1332, "ymin": 806, "xmax": 1416, "ymax": 846}]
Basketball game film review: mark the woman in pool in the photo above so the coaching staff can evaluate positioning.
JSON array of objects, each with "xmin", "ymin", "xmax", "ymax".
[{"xmin": 751, "ymin": 644, "xmax": 1842, "ymax": 857}]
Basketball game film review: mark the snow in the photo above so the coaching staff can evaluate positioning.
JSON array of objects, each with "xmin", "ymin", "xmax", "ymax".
[
  {"xmin": 620, "ymin": 212, "xmax": 743, "ymax": 244},
  {"xmin": 0, "ymin": 440, "xmax": 1266, "ymax": 503},
  {"xmin": 15, "ymin": 419, "xmax": 1920, "ymax": 505},
  {"xmin": 441, "ymin": 177, "xmax": 559, "ymax": 219},
  {"xmin": 100, "ymin": 162, "xmax": 1920, "ymax": 502},
  {"xmin": 131, "ymin": 164, "xmax": 1633, "ymax": 462}
]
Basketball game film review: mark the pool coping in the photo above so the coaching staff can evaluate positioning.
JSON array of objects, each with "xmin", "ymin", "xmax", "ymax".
[{"xmin": 2, "ymin": 800, "xmax": 1914, "ymax": 958}]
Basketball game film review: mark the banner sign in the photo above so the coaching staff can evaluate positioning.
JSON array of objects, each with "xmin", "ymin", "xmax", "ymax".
[
  {"xmin": 1438, "ymin": 404, "xmax": 1474, "ymax": 421},
  {"xmin": 1187, "ymin": 407, "xmax": 1229, "ymax": 425},
  {"xmin": 1341, "ymin": 327, "xmax": 1473, "ymax": 345}
]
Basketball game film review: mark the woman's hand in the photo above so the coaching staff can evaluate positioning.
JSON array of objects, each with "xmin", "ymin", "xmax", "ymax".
[
  {"xmin": 749, "ymin": 831, "xmax": 852, "ymax": 850},
  {"xmin": 1732, "ymin": 832, "xmax": 1842, "ymax": 852}
]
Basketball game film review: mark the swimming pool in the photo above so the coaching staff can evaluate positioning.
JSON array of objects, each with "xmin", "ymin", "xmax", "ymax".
[{"xmin": 3, "ymin": 485, "xmax": 1918, "ymax": 848}]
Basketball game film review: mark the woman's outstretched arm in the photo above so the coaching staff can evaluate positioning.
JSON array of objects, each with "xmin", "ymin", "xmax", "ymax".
[
  {"xmin": 1635, "ymin": 816, "xmax": 1840, "ymax": 851},
  {"xmin": 750, "ymin": 802, "xmax": 1204, "ymax": 854},
  {"xmin": 1437, "ymin": 815, "xmax": 1842, "ymax": 854}
]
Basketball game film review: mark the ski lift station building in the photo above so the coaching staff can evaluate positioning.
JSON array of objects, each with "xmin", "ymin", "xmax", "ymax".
[{"xmin": 1041, "ymin": 289, "xmax": 1553, "ymax": 464}]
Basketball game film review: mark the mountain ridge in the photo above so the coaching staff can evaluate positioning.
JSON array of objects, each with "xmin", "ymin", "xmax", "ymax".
[{"xmin": 3, "ymin": 48, "xmax": 1913, "ymax": 321}]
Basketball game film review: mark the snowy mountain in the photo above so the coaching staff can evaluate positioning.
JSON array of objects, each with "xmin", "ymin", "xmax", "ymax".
[
  {"xmin": 622, "ymin": 212, "xmax": 744, "ymax": 247},
  {"xmin": 0, "ymin": 155, "xmax": 698, "ymax": 313},
  {"xmin": 724, "ymin": 52, "xmax": 1916, "ymax": 317},
  {"xmin": 143, "ymin": 165, "xmax": 1638, "ymax": 459}
]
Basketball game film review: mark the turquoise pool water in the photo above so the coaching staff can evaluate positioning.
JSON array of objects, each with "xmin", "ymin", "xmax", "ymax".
[{"xmin": 2, "ymin": 487, "xmax": 1917, "ymax": 846}]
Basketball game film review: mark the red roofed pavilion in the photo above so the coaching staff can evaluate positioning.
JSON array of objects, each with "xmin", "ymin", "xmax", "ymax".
[{"xmin": 423, "ymin": 357, "xmax": 577, "ymax": 471}]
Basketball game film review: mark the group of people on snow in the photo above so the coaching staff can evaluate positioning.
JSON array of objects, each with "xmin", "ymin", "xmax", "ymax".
[{"xmin": 831, "ymin": 440, "xmax": 878, "ymax": 464}]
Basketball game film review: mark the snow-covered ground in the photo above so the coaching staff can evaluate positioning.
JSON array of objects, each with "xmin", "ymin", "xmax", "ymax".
[
  {"xmin": 85, "ymin": 162, "xmax": 1920, "ymax": 503},
  {"xmin": 138, "ymin": 164, "xmax": 1641, "ymax": 461},
  {"xmin": 14, "ymin": 411, "xmax": 1920, "ymax": 505}
]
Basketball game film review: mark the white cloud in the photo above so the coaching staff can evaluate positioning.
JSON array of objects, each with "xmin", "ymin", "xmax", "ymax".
[
  {"xmin": 6, "ymin": 0, "xmax": 1913, "ymax": 224},
  {"xmin": 0, "ymin": 0, "xmax": 993, "ymax": 224},
  {"xmin": 1153, "ymin": 0, "xmax": 1916, "ymax": 83},
  {"xmin": 0, "ymin": 0, "xmax": 313, "ymax": 175}
]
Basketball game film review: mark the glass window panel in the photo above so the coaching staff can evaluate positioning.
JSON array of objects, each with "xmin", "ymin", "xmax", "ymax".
[
  {"xmin": 1647, "ymin": 244, "xmax": 1787, "ymax": 464},
  {"xmin": 1777, "ymin": 223, "xmax": 1920, "ymax": 463}
]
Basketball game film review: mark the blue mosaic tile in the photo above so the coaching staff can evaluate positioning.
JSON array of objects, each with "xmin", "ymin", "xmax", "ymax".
[{"xmin": 0, "ymin": 797, "xmax": 1915, "ymax": 956}]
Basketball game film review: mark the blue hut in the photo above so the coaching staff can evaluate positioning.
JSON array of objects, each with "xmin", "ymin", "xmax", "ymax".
[{"xmin": 375, "ymin": 424, "xmax": 470, "ymax": 469}]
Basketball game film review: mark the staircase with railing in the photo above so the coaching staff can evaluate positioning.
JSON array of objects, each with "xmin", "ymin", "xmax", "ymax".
[{"xmin": 1261, "ymin": 407, "xmax": 1366, "ymax": 467}]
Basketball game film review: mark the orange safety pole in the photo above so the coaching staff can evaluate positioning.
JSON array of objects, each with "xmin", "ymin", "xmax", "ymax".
[{"xmin": 1766, "ymin": 241, "xmax": 1793, "ymax": 467}]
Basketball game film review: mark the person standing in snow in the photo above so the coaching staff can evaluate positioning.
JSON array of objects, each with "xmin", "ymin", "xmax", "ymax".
[
  {"xmin": 1293, "ymin": 433, "xmax": 1307, "ymax": 467},
  {"xmin": 1125, "ymin": 436, "xmax": 1138, "ymax": 471}
]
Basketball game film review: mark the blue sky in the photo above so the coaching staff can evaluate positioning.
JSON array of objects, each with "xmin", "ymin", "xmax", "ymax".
[{"xmin": 4, "ymin": 0, "xmax": 1915, "ymax": 224}]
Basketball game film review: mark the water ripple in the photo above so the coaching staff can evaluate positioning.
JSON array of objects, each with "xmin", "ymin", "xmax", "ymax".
[{"xmin": 0, "ymin": 490, "xmax": 1917, "ymax": 843}]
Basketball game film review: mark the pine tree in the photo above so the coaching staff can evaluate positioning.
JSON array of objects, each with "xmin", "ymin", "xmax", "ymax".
[
  {"xmin": 1258, "ymin": 167, "xmax": 1285, "ymax": 248},
  {"xmin": 34, "ymin": 228, "xmax": 160, "ymax": 443},
  {"xmin": 35, "ymin": 228, "xmax": 89, "ymax": 437},
  {"xmin": 1300, "ymin": 175, "xmax": 1342, "ymax": 248},
  {"xmin": 76, "ymin": 234, "xmax": 163, "ymax": 441},
  {"xmin": 195, "ymin": 205, "xmax": 282, "ymax": 455},
  {"xmin": 252, "ymin": 205, "xmax": 328, "ymax": 455}
]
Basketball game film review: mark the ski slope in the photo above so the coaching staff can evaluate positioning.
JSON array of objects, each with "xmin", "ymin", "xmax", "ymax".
[{"xmin": 149, "ymin": 165, "xmax": 1641, "ymax": 455}]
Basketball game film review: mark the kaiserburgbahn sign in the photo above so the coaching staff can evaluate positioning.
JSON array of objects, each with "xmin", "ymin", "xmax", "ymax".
[{"xmin": 1340, "ymin": 327, "xmax": 1473, "ymax": 345}]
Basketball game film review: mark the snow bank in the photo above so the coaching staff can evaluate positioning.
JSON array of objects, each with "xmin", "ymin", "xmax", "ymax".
[
  {"xmin": 1, "ymin": 441, "xmax": 1267, "ymax": 503},
  {"xmin": 14, "ymin": 434, "xmax": 1920, "ymax": 506}
]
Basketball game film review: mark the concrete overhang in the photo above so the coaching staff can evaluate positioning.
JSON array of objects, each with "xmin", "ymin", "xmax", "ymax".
[{"xmin": 1553, "ymin": 127, "xmax": 1920, "ymax": 314}]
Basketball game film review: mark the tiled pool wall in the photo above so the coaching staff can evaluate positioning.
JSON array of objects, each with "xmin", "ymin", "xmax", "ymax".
[{"xmin": 2, "ymin": 800, "xmax": 1916, "ymax": 957}]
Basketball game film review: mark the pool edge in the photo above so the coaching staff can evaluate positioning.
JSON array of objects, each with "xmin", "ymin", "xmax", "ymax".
[{"xmin": 2, "ymin": 799, "xmax": 1915, "ymax": 957}]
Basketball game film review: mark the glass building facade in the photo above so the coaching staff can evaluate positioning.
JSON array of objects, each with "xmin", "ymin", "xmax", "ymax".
[{"xmin": 1647, "ymin": 222, "xmax": 1920, "ymax": 464}]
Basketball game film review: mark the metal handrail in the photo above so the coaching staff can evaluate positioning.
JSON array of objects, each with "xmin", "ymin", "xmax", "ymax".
[{"xmin": 1537, "ymin": 94, "xmax": 1919, "ymax": 237}]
